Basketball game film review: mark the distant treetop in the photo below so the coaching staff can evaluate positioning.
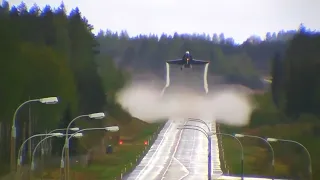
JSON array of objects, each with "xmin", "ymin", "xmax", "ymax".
[{"xmin": 2, "ymin": 1, "xmax": 318, "ymax": 46}]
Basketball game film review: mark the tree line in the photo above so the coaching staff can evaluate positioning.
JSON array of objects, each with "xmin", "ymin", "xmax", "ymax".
[
  {"xmin": 95, "ymin": 26, "xmax": 298, "ymax": 89},
  {"xmin": 270, "ymin": 29, "xmax": 320, "ymax": 119},
  {"xmin": 230, "ymin": 29, "xmax": 320, "ymax": 179},
  {"xmin": 0, "ymin": 1, "xmax": 128, "ymax": 174}
]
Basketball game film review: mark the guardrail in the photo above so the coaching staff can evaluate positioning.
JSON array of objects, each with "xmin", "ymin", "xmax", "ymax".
[
  {"xmin": 214, "ymin": 123, "xmax": 290, "ymax": 180},
  {"xmin": 114, "ymin": 122, "xmax": 166, "ymax": 180},
  {"xmin": 216, "ymin": 175, "xmax": 290, "ymax": 180},
  {"xmin": 216, "ymin": 122, "xmax": 229, "ymax": 174}
]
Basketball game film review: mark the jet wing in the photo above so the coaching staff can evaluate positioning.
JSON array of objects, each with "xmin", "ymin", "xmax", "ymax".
[
  {"xmin": 166, "ymin": 59, "xmax": 184, "ymax": 65},
  {"xmin": 192, "ymin": 59, "xmax": 210, "ymax": 65}
]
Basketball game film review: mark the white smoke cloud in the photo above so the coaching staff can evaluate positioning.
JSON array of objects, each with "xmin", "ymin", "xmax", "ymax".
[{"xmin": 116, "ymin": 81, "xmax": 256, "ymax": 126}]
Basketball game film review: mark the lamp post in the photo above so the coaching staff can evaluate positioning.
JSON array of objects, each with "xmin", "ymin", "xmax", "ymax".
[
  {"xmin": 60, "ymin": 133, "xmax": 83, "ymax": 180},
  {"xmin": 186, "ymin": 118, "xmax": 212, "ymax": 180},
  {"xmin": 44, "ymin": 128, "xmax": 79, "ymax": 156},
  {"xmin": 30, "ymin": 134, "xmax": 66, "ymax": 179},
  {"xmin": 187, "ymin": 118, "xmax": 210, "ymax": 131},
  {"xmin": 210, "ymin": 132, "xmax": 244, "ymax": 180},
  {"xmin": 235, "ymin": 134, "xmax": 275, "ymax": 179},
  {"xmin": 64, "ymin": 113, "xmax": 105, "ymax": 180},
  {"xmin": 16, "ymin": 133, "xmax": 63, "ymax": 177},
  {"xmin": 10, "ymin": 97, "xmax": 59, "ymax": 172},
  {"xmin": 267, "ymin": 138, "xmax": 312, "ymax": 180},
  {"xmin": 178, "ymin": 125, "xmax": 244, "ymax": 180},
  {"xmin": 62, "ymin": 126, "xmax": 119, "ymax": 180}
]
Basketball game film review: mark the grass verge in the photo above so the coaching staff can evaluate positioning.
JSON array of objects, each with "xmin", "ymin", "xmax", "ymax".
[
  {"xmin": 219, "ymin": 121, "xmax": 320, "ymax": 179},
  {"xmin": 38, "ymin": 120, "xmax": 164, "ymax": 180}
]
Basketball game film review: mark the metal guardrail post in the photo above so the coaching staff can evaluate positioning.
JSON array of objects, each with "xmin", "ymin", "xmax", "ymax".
[{"xmin": 216, "ymin": 123, "xmax": 229, "ymax": 174}]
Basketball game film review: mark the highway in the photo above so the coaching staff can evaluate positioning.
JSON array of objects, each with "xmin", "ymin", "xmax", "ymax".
[
  {"xmin": 124, "ymin": 119, "xmax": 289, "ymax": 180},
  {"xmin": 124, "ymin": 119, "xmax": 223, "ymax": 180}
]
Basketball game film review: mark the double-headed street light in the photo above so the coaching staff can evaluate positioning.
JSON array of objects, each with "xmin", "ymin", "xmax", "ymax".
[
  {"xmin": 64, "ymin": 112, "xmax": 105, "ymax": 179},
  {"xmin": 187, "ymin": 118, "xmax": 210, "ymax": 131},
  {"xmin": 11, "ymin": 97, "xmax": 59, "ymax": 172},
  {"xmin": 32, "ymin": 133, "xmax": 79, "ymax": 169},
  {"xmin": 16, "ymin": 132, "xmax": 64, "ymax": 177},
  {"xmin": 26, "ymin": 128, "xmax": 81, "ymax": 180},
  {"xmin": 235, "ymin": 134, "xmax": 275, "ymax": 180},
  {"xmin": 17, "ymin": 133, "xmax": 64, "ymax": 167},
  {"xmin": 267, "ymin": 138, "xmax": 312, "ymax": 180},
  {"xmin": 29, "ymin": 133, "xmax": 73, "ymax": 179},
  {"xmin": 44, "ymin": 128, "xmax": 80, "ymax": 156},
  {"xmin": 62, "ymin": 126, "xmax": 119, "ymax": 180},
  {"xmin": 178, "ymin": 124, "xmax": 244, "ymax": 180}
]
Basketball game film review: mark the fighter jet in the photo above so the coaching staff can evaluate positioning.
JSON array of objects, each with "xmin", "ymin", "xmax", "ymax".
[{"xmin": 166, "ymin": 51, "xmax": 209, "ymax": 70}]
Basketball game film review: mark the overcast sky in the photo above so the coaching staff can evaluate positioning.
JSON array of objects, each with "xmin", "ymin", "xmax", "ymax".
[{"xmin": 9, "ymin": 0, "xmax": 320, "ymax": 43}]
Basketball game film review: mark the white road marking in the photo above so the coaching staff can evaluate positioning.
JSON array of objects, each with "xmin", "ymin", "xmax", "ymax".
[
  {"xmin": 173, "ymin": 157, "xmax": 190, "ymax": 180},
  {"xmin": 187, "ymin": 130, "xmax": 196, "ymax": 167},
  {"xmin": 161, "ymin": 122, "xmax": 189, "ymax": 180},
  {"xmin": 134, "ymin": 121, "xmax": 173, "ymax": 180}
]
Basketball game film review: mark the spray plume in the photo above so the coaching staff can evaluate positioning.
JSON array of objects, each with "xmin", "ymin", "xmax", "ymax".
[{"xmin": 116, "ymin": 81, "xmax": 256, "ymax": 126}]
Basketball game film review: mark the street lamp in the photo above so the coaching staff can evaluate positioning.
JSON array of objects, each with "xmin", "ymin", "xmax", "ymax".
[
  {"xmin": 64, "ymin": 112, "xmax": 105, "ymax": 179},
  {"xmin": 187, "ymin": 118, "xmax": 210, "ymax": 131},
  {"xmin": 16, "ymin": 133, "xmax": 63, "ymax": 176},
  {"xmin": 105, "ymin": 126, "xmax": 120, "ymax": 132},
  {"xmin": 177, "ymin": 125, "xmax": 244, "ymax": 180},
  {"xmin": 267, "ymin": 138, "xmax": 312, "ymax": 180},
  {"xmin": 48, "ymin": 127, "xmax": 80, "ymax": 134},
  {"xmin": 36, "ymin": 127, "xmax": 80, "ymax": 175},
  {"xmin": 209, "ymin": 132, "xmax": 244, "ymax": 180},
  {"xmin": 187, "ymin": 118, "xmax": 212, "ymax": 179},
  {"xmin": 182, "ymin": 122, "xmax": 213, "ymax": 179},
  {"xmin": 10, "ymin": 97, "xmax": 59, "ymax": 172},
  {"xmin": 235, "ymin": 134, "xmax": 275, "ymax": 179},
  {"xmin": 60, "ymin": 133, "xmax": 83, "ymax": 180},
  {"xmin": 30, "ymin": 133, "xmax": 67, "ymax": 179},
  {"xmin": 44, "ymin": 128, "xmax": 80, "ymax": 156},
  {"xmin": 62, "ymin": 126, "xmax": 119, "ymax": 180}
]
